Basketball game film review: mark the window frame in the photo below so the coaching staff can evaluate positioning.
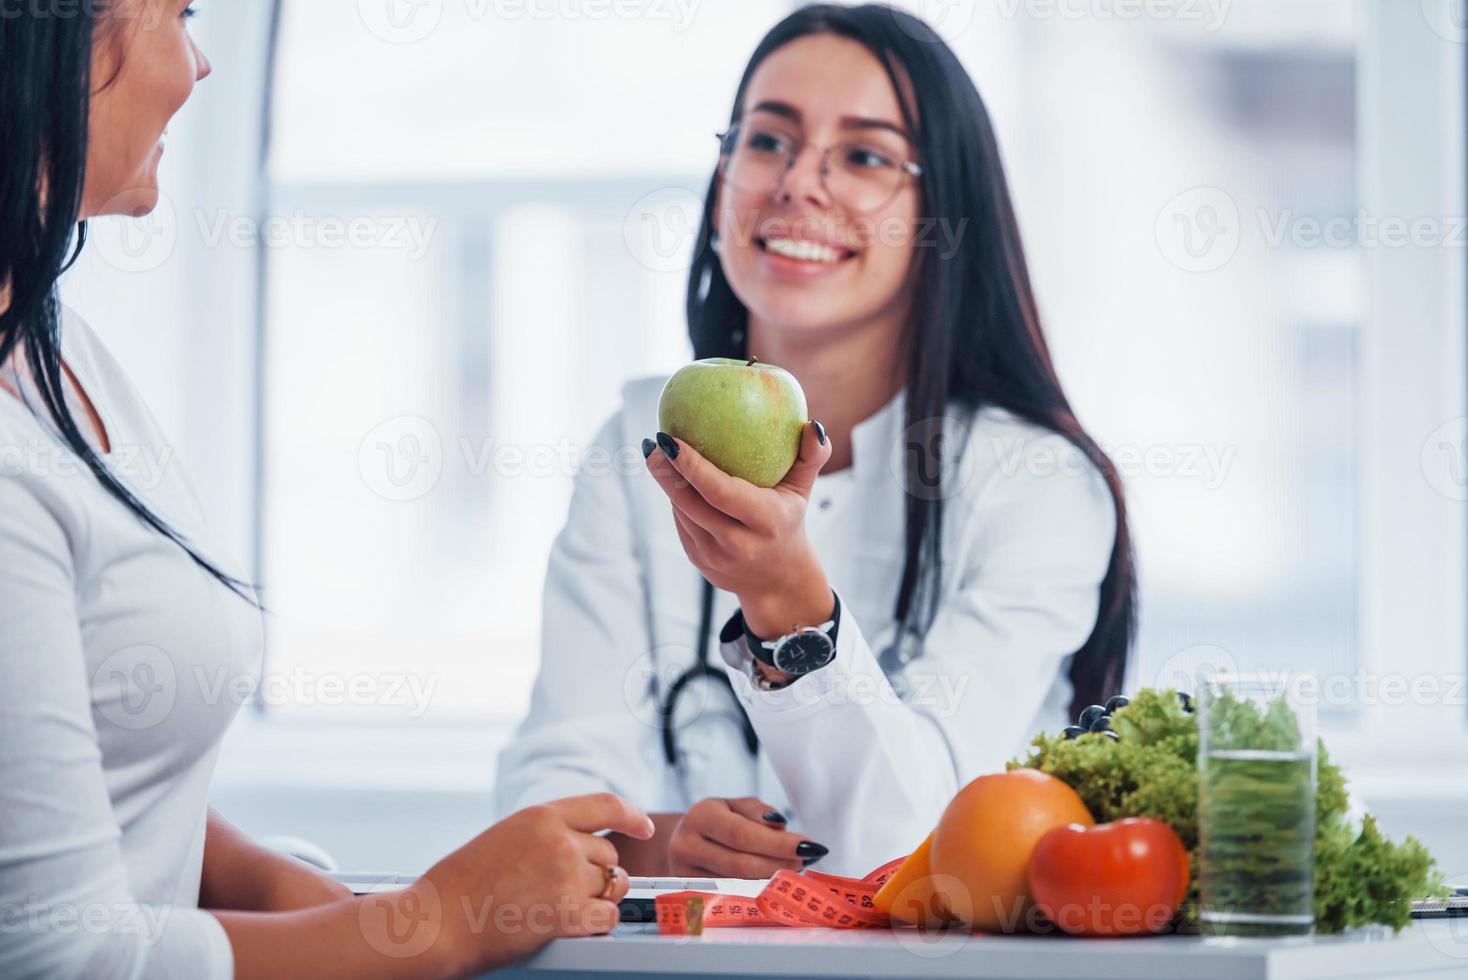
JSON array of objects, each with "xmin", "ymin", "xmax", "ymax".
[{"xmin": 1325, "ymin": 0, "xmax": 1468, "ymax": 795}]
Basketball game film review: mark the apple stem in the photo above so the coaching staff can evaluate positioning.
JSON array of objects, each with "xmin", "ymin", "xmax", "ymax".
[{"xmin": 747, "ymin": 356, "xmax": 759, "ymax": 367}]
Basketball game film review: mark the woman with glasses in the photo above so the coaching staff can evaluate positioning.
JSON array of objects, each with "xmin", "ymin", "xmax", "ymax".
[
  {"xmin": 0, "ymin": 3, "xmax": 652, "ymax": 977},
  {"xmin": 498, "ymin": 3, "xmax": 1136, "ymax": 879}
]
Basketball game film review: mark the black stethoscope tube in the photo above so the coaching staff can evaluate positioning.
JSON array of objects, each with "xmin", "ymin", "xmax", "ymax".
[{"xmin": 659, "ymin": 579, "xmax": 760, "ymax": 767}]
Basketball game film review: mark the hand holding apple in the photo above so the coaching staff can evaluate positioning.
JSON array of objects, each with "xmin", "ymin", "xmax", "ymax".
[
  {"xmin": 643, "ymin": 367, "xmax": 834, "ymax": 649},
  {"xmin": 657, "ymin": 357, "xmax": 808, "ymax": 488}
]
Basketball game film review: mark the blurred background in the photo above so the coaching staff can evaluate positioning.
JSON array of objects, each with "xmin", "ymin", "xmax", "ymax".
[{"xmin": 60, "ymin": 0, "xmax": 1467, "ymax": 880}]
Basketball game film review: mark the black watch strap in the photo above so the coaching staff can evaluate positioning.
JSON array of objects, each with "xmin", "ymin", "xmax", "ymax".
[{"xmin": 736, "ymin": 592, "xmax": 841, "ymax": 667}]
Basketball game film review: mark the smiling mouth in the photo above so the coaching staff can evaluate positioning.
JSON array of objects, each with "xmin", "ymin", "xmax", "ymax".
[{"xmin": 757, "ymin": 236, "xmax": 859, "ymax": 265}]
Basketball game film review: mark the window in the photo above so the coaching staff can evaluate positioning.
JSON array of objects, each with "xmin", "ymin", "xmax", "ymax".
[
  {"xmin": 941, "ymin": 0, "xmax": 1466, "ymax": 747},
  {"xmin": 258, "ymin": 1, "xmax": 1465, "ymax": 752},
  {"xmin": 947, "ymin": 2, "xmax": 1365, "ymax": 722},
  {"xmin": 260, "ymin": 0, "xmax": 795, "ymax": 721}
]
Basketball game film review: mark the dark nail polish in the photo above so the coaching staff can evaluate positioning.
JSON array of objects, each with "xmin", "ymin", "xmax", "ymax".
[
  {"xmin": 795, "ymin": 841, "xmax": 828, "ymax": 859},
  {"xmin": 656, "ymin": 432, "xmax": 679, "ymax": 461},
  {"xmin": 812, "ymin": 419, "xmax": 827, "ymax": 446},
  {"xmin": 762, "ymin": 811, "xmax": 787, "ymax": 824},
  {"xmin": 641, "ymin": 437, "xmax": 656, "ymax": 460}
]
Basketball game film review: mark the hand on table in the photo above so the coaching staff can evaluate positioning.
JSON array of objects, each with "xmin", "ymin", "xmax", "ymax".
[
  {"xmin": 668, "ymin": 797, "xmax": 828, "ymax": 879},
  {"xmin": 412, "ymin": 793, "xmax": 652, "ymax": 975}
]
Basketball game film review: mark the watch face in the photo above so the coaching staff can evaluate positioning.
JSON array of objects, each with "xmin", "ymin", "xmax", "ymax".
[{"xmin": 772, "ymin": 631, "xmax": 835, "ymax": 675}]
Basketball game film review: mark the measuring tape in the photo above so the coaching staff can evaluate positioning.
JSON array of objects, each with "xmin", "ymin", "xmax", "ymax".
[{"xmin": 654, "ymin": 858, "xmax": 907, "ymax": 935}]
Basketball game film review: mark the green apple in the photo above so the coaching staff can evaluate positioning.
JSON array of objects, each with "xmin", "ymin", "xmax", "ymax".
[{"xmin": 657, "ymin": 357, "xmax": 808, "ymax": 488}]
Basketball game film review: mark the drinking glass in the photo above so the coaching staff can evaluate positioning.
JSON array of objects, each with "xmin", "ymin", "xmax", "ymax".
[{"xmin": 1198, "ymin": 672, "xmax": 1317, "ymax": 937}]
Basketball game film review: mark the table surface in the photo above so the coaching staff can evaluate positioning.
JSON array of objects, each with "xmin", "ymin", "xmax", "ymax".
[{"xmin": 496, "ymin": 920, "xmax": 1468, "ymax": 980}]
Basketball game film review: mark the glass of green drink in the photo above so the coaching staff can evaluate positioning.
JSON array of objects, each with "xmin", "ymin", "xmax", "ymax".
[{"xmin": 1198, "ymin": 673, "xmax": 1317, "ymax": 937}]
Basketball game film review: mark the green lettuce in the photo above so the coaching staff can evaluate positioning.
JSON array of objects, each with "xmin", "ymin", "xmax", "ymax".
[{"xmin": 1007, "ymin": 687, "xmax": 1447, "ymax": 932}]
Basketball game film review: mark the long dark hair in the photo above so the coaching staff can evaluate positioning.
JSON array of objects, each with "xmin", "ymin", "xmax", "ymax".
[
  {"xmin": 685, "ymin": 3, "xmax": 1136, "ymax": 716},
  {"xmin": 1, "ymin": 6, "xmax": 253, "ymax": 601}
]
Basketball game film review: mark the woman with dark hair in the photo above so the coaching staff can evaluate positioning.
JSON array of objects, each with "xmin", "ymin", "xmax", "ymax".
[
  {"xmin": 499, "ymin": 3, "xmax": 1135, "ymax": 879},
  {"xmin": 0, "ymin": 3, "xmax": 652, "ymax": 977}
]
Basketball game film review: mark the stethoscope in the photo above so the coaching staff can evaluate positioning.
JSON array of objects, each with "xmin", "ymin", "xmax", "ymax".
[
  {"xmin": 656, "ymin": 578, "xmax": 926, "ymax": 770},
  {"xmin": 659, "ymin": 579, "xmax": 758, "ymax": 768}
]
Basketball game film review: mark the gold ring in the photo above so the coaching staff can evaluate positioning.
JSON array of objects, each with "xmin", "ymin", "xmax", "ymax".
[{"xmin": 599, "ymin": 864, "xmax": 624, "ymax": 901}]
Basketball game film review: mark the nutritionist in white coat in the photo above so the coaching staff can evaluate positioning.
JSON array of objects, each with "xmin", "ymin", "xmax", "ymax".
[{"xmin": 496, "ymin": 4, "xmax": 1135, "ymax": 880}]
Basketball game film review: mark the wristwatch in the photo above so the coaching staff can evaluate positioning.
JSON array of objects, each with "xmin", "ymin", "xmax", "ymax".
[{"xmin": 742, "ymin": 593, "xmax": 841, "ymax": 677}]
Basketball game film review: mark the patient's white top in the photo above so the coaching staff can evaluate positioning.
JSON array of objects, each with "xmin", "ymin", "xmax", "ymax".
[{"xmin": 0, "ymin": 308, "xmax": 259, "ymax": 979}]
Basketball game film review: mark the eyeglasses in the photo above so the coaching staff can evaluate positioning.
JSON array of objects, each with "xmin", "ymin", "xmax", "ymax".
[{"xmin": 715, "ymin": 122, "xmax": 922, "ymax": 214}]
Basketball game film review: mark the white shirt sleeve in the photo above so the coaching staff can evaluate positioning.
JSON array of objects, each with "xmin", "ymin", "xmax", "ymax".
[
  {"xmin": 717, "ymin": 442, "xmax": 1118, "ymax": 875},
  {"xmin": 0, "ymin": 478, "xmax": 234, "ymax": 980},
  {"xmin": 494, "ymin": 416, "xmax": 663, "ymax": 817}
]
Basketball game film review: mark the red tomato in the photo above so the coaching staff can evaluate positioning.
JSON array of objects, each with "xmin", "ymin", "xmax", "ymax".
[{"xmin": 1026, "ymin": 817, "xmax": 1190, "ymax": 937}]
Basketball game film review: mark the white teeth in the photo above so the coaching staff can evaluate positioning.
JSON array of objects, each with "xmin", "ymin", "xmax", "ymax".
[{"xmin": 765, "ymin": 238, "xmax": 843, "ymax": 263}]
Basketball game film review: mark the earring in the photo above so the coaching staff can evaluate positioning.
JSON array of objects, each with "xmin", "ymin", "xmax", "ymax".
[{"xmin": 710, "ymin": 232, "xmax": 723, "ymax": 255}]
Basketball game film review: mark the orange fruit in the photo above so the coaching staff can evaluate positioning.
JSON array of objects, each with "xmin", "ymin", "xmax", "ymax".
[
  {"xmin": 872, "ymin": 831, "xmax": 952, "ymax": 927},
  {"xmin": 929, "ymin": 768, "xmax": 1094, "ymax": 932}
]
